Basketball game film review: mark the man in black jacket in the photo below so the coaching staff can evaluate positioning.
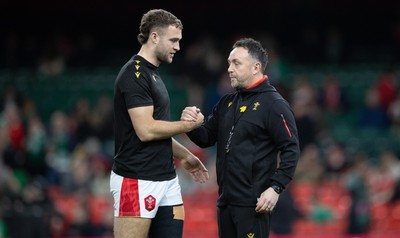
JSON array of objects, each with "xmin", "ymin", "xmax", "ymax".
[{"xmin": 181, "ymin": 38, "xmax": 300, "ymax": 238}]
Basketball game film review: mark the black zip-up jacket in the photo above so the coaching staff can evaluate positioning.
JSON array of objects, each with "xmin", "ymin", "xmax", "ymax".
[{"xmin": 187, "ymin": 79, "xmax": 300, "ymax": 207}]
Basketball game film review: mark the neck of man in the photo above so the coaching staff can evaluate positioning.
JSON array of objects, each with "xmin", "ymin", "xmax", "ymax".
[
  {"xmin": 245, "ymin": 73, "xmax": 266, "ymax": 89},
  {"xmin": 138, "ymin": 44, "xmax": 160, "ymax": 67}
]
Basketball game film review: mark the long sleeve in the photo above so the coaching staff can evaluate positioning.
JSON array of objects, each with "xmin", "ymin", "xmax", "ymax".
[{"xmin": 268, "ymin": 99, "xmax": 301, "ymax": 188}]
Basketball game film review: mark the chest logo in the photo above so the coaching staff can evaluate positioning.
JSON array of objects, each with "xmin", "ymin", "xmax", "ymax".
[
  {"xmin": 247, "ymin": 233, "xmax": 254, "ymax": 238},
  {"xmin": 228, "ymin": 102, "xmax": 233, "ymax": 107},
  {"xmin": 152, "ymin": 75, "xmax": 157, "ymax": 82},
  {"xmin": 239, "ymin": 106, "xmax": 247, "ymax": 113},
  {"xmin": 253, "ymin": 102, "xmax": 260, "ymax": 110},
  {"xmin": 135, "ymin": 72, "xmax": 140, "ymax": 78}
]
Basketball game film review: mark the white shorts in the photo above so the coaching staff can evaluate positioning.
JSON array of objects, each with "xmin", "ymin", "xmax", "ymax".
[{"xmin": 110, "ymin": 171, "xmax": 183, "ymax": 218}]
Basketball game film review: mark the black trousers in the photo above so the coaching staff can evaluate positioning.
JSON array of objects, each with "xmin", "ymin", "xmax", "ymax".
[{"xmin": 217, "ymin": 205, "xmax": 270, "ymax": 238}]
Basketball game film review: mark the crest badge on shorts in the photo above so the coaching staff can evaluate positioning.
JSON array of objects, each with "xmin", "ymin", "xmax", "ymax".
[{"xmin": 144, "ymin": 195, "xmax": 156, "ymax": 211}]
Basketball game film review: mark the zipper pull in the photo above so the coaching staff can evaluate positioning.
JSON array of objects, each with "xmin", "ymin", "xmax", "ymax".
[{"xmin": 281, "ymin": 114, "xmax": 293, "ymax": 138}]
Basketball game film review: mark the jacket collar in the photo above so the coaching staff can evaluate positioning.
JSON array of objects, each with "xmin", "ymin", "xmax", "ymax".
[{"xmin": 237, "ymin": 75, "xmax": 276, "ymax": 95}]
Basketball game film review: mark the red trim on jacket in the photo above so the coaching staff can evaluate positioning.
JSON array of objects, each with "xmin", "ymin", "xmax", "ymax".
[{"xmin": 247, "ymin": 75, "xmax": 268, "ymax": 89}]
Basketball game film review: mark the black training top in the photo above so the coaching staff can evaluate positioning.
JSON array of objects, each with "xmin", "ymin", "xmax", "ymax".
[{"xmin": 112, "ymin": 55, "xmax": 176, "ymax": 181}]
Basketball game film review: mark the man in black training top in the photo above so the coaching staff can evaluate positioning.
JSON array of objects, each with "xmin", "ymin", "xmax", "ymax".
[{"xmin": 110, "ymin": 9, "xmax": 209, "ymax": 238}]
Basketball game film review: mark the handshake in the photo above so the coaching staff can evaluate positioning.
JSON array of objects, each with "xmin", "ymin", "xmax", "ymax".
[{"xmin": 180, "ymin": 106, "xmax": 204, "ymax": 131}]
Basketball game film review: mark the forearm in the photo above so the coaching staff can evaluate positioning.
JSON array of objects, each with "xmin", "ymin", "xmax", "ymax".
[
  {"xmin": 271, "ymin": 143, "xmax": 300, "ymax": 188},
  {"xmin": 139, "ymin": 120, "xmax": 198, "ymax": 142},
  {"xmin": 187, "ymin": 126, "xmax": 216, "ymax": 148},
  {"xmin": 172, "ymin": 137, "xmax": 210, "ymax": 183},
  {"xmin": 172, "ymin": 138, "xmax": 193, "ymax": 161},
  {"xmin": 128, "ymin": 106, "xmax": 202, "ymax": 142}
]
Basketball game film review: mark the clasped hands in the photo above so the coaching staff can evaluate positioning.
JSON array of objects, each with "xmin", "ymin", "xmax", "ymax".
[{"xmin": 181, "ymin": 106, "xmax": 204, "ymax": 126}]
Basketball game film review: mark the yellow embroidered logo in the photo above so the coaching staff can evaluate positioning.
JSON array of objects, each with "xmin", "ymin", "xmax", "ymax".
[
  {"xmin": 247, "ymin": 233, "xmax": 254, "ymax": 238},
  {"xmin": 135, "ymin": 65, "xmax": 140, "ymax": 70},
  {"xmin": 135, "ymin": 60, "xmax": 140, "ymax": 64},
  {"xmin": 240, "ymin": 106, "xmax": 247, "ymax": 112},
  {"xmin": 253, "ymin": 102, "xmax": 260, "ymax": 110},
  {"xmin": 228, "ymin": 102, "xmax": 233, "ymax": 107},
  {"xmin": 135, "ymin": 72, "xmax": 140, "ymax": 78}
]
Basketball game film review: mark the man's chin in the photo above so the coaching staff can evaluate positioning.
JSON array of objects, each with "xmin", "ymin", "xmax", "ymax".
[{"xmin": 165, "ymin": 58, "xmax": 173, "ymax": 64}]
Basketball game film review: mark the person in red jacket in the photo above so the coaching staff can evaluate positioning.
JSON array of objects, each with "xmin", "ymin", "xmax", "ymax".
[{"xmin": 181, "ymin": 37, "xmax": 300, "ymax": 238}]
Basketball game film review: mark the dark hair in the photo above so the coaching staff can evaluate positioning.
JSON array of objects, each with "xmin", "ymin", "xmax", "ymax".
[
  {"xmin": 137, "ymin": 9, "xmax": 183, "ymax": 45},
  {"xmin": 233, "ymin": 38, "xmax": 268, "ymax": 72}
]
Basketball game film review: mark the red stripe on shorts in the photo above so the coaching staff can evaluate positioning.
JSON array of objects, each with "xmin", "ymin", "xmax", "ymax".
[{"xmin": 119, "ymin": 177, "xmax": 140, "ymax": 216}]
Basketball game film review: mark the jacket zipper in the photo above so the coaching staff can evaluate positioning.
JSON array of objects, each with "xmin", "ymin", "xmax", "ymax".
[{"xmin": 280, "ymin": 114, "xmax": 292, "ymax": 138}]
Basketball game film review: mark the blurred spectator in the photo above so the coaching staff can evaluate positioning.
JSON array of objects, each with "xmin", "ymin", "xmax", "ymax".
[
  {"xmin": 344, "ymin": 152, "xmax": 371, "ymax": 234},
  {"xmin": 60, "ymin": 145, "xmax": 92, "ymax": 195},
  {"xmin": 67, "ymin": 200, "xmax": 94, "ymax": 237},
  {"xmin": 387, "ymin": 92, "xmax": 400, "ymax": 134},
  {"xmin": 0, "ymin": 82, "xmax": 24, "ymax": 112},
  {"xmin": 318, "ymin": 73, "xmax": 349, "ymax": 113},
  {"xmin": 2, "ymin": 177, "xmax": 54, "ymax": 238},
  {"xmin": 2, "ymin": 103, "xmax": 27, "ymax": 172},
  {"xmin": 322, "ymin": 142, "xmax": 350, "ymax": 181},
  {"xmin": 46, "ymin": 111, "xmax": 73, "ymax": 185},
  {"xmin": 91, "ymin": 94, "xmax": 114, "ymax": 143},
  {"xmin": 375, "ymin": 67, "xmax": 397, "ymax": 109},
  {"xmin": 358, "ymin": 87, "xmax": 389, "ymax": 129},
  {"xmin": 69, "ymin": 97, "xmax": 92, "ymax": 145},
  {"xmin": 294, "ymin": 143, "xmax": 324, "ymax": 183},
  {"xmin": 21, "ymin": 97, "xmax": 39, "ymax": 123},
  {"xmin": 308, "ymin": 195, "xmax": 335, "ymax": 225},
  {"xmin": 85, "ymin": 137, "xmax": 112, "ymax": 196},
  {"xmin": 25, "ymin": 115, "xmax": 47, "ymax": 177},
  {"xmin": 291, "ymin": 77, "xmax": 319, "ymax": 150},
  {"xmin": 38, "ymin": 53, "xmax": 65, "ymax": 78},
  {"xmin": 368, "ymin": 151, "xmax": 399, "ymax": 204},
  {"xmin": 47, "ymin": 211, "xmax": 68, "ymax": 238}
]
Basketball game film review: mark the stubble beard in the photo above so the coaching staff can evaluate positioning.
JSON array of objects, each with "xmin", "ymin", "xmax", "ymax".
[
  {"xmin": 230, "ymin": 78, "xmax": 239, "ymax": 89},
  {"xmin": 156, "ymin": 47, "xmax": 173, "ymax": 64}
]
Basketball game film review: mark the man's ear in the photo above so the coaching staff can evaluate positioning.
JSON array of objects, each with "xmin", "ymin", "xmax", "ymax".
[
  {"xmin": 150, "ymin": 32, "xmax": 159, "ymax": 44},
  {"xmin": 254, "ymin": 62, "xmax": 261, "ymax": 75}
]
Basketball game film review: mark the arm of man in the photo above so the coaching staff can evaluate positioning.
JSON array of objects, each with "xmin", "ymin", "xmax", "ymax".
[
  {"xmin": 128, "ymin": 105, "xmax": 203, "ymax": 142},
  {"xmin": 182, "ymin": 106, "xmax": 218, "ymax": 148},
  {"xmin": 172, "ymin": 138, "xmax": 209, "ymax": 183},
  {"xmin": 256, "ymin": 99, "xmax": 300, "ymax": 213},
  {"xmin": 268, "ymin": 99, "xmax": 300, "ymax": 188}
]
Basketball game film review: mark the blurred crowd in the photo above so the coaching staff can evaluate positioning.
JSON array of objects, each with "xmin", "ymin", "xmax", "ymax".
[
  {"xmin": 0, "ymin": 84, "xmax": 114, "ymax": 237},
  {"xmin": 1, "ymin": 25, "xmax": 400, "ymax": 237}
]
